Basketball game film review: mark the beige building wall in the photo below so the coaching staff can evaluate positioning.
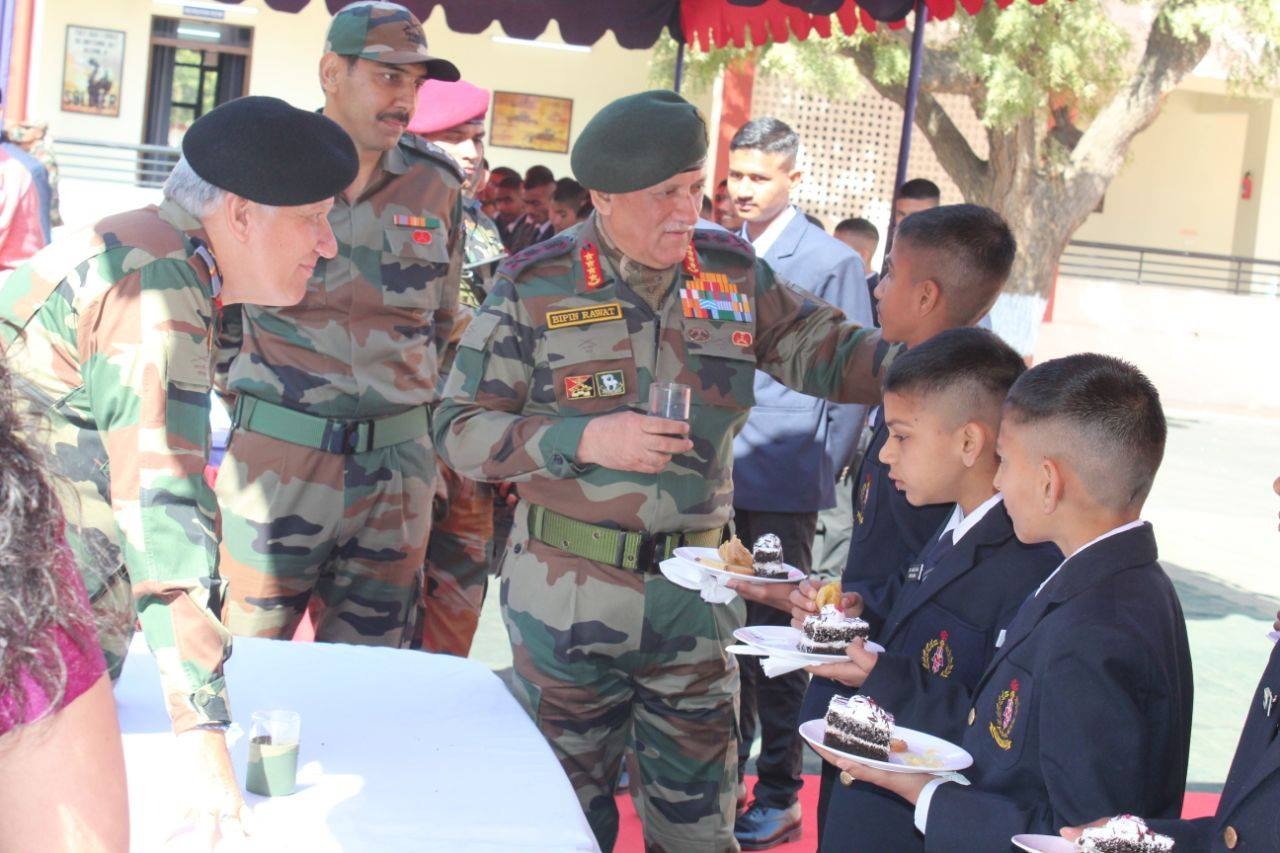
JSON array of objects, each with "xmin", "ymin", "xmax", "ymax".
[
  {"xmin": 1073, "ymin": 89, "xmax": 1255, "ymax": 258},
  {"xmin": 22, "ymin": 0, "xmax": 698, "ymax": 181}
]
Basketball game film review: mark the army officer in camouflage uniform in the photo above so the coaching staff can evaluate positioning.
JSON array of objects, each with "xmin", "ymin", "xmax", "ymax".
[
  {"xmin": 434, "ymin": 90, "xmax": 891, "ymax": 852},
  {"xmin": 215, "ymin": 1, "xmax": 464, "ymax": 647},
  {"xmin": 409, "ymin": 76, "xmax": 506, "ymax": 655},
  {"xmin": 0, "ymin": 97, "xmax": 356, "ymax": 837}
]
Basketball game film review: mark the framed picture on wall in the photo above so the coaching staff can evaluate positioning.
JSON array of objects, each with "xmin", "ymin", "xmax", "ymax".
[
  {"xmin": 490, "ymin": 91, "xmax": 573, "ymax": 154},
  {"xmin": 61, "ymin": 25, "xmax": 126, "ymax": 117}
]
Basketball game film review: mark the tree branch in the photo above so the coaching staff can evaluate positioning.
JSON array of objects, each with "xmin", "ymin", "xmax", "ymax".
[
  {"xmin": 841, "ymin": 42, "xmax": 989, "ymax": 200},
  {"xmin": 1063, "ymin": 0, "xmax": 1212, "ymax": 224}
]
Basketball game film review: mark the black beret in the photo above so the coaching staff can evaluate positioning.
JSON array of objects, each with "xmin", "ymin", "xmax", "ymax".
[
  {"xmin": 571, "ymin": 90, "xmax": 708, "ymax": 194},
  {"xmin": 182, "ymin": 96, "xmax": 358, "ymax": 206}
]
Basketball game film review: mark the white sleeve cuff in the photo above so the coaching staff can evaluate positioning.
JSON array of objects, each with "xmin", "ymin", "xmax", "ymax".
[{"xmin": 913, "ymin": 778, "xmax": 953, "ymax": 835}]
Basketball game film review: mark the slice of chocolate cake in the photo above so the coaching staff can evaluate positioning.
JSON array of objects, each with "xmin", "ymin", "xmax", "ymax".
[
  {"xmin": 822, "ymin": 695, "xmax": 894, "ymax": 761},
  {"xmin": 798, "ymin": 605, "xmax": 871, "ymax": 654},
  {"xmin": 751, "ymin": 533, "xmax": 788, "ymax": 578},
  {"xmin": 1076, "ymin": 815, "xmax": 1174, "ymax": 853}
]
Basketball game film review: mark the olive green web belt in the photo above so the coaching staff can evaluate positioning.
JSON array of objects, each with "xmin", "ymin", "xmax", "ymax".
[
  {"xmin": 527, "ymin": 504, "xmax": 723, "ymax": 574},
  {"xmin": 232, "ymin": 395, "xmax": 431, "ymax": 455}
]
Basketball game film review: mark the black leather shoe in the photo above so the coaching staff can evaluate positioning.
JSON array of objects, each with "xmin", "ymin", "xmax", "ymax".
[{"xmin": 734, "ymin": 801, "xmax": 802, "ymax": 850}]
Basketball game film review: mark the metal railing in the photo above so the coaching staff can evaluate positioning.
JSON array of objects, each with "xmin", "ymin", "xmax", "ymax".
[
  {"xmin": 55, "ymin": 137, "xmax": 179, "ymax": 188},
  {"xmin": 1061, "ymin": 240, "xmax": 1280, "ymax": 297}
]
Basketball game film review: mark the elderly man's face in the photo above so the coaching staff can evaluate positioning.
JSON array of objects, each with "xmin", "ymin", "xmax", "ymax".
[
  {"xmin": 322, "ymin": 56, "xmax": 428, "ymax": 154},
  {"xmin": 594, "ymin": 168, "xmax": 705, "ymax": 269},
  {"xmin": 221, "ymin": 198, "xmax": 338, "ymax": 306}
]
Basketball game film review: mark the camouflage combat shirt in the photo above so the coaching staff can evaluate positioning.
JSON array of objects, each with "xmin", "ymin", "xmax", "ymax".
[
  {"xmin": 434, "ymin": 214, "xmax": 885, "ymax": 534},
  {"xmin": 0, "ymin": 198, "xmax": 230, "ymax": 732},
  {"xmin": 219, "ymin": 134, "xmax": 464, "ymax": 418}
]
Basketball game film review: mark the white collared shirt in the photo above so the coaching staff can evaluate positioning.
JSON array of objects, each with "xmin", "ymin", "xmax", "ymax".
[
  {"xmin": 940, "ymin": 493, "xmax": 1004, "ymax": 549},
  {"xmin": 913, "ymin": 516, "xmax": 1149, "ymax": 834},
  {"xmin": 739, "ymin": 204, "xmax": 798, "ymax": 257}
]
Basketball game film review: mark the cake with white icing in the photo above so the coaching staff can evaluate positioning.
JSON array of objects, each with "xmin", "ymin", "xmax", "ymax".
[
  {"xmin": 1076, "ymin": 815, "xmax": 1174, "ymax": 852},
  {"xmin": 799, "ymin": 605, "xmax": 870, "ymax": 654},
  {"xmin": 823, "ymin": 695, "xmax": 893, "ymax": 760},
  {"xmin": 751, "ymin": 533, "xmax": 789, "ymax": 578}
]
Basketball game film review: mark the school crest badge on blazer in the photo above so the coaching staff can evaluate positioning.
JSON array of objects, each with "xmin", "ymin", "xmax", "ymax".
[
  {"xmin": 989, "ymin": 678, "xmax": 1020, "ymax": 750},
  {"xmin": 921, "ymin": 630, "xmax": 955, "ymax": 678}
]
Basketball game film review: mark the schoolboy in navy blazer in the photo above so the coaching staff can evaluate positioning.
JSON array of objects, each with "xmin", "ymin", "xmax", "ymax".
[
  {"xmin": 1146, "ymin": 637, "xmax": 1280, "ymax": 852},
  {"xmin": 804, "ymin": 330, "xmax": 1060, "ymax": 851},
  {"xmin": 1062, "ymin": 479, "xmax": 1280, "ymax": 853},
  {"xmin": 813, "ymin": 354, "xmax": 1194, "ymax": 853}
]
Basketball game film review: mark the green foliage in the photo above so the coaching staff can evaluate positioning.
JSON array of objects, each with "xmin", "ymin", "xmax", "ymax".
[{"xmin": 649, "ymin": 0, "xmax": 1280, "ymax": 128}]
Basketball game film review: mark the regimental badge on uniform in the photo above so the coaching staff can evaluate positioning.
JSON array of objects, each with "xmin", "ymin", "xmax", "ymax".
[
  {"xmin": 679, "ymin": 273, "xmax": 753, "ymax": 322},
  {"xmin": 731, "ymin": 330, "xmax": 753, "ymax": 348},
  {"xmin": 989, "ymin": 678, "xmax": 1020, "ymax": 750},
  {"xmin": 595, "ymin": 369, "xmax": 626, "ymax": 397},
  {"xmin": 686, "ymin": 326, "xmax": 711, "ymax": 344},
  {"xmin": 921, "ymin": 630, "xmax": 956, "ymax": 678},
  {"xmin": 855, "ymin": 473, "xmax": 873, "ymax": 526},
  {"xmin": 564, "ymin": 374, "xmax": 596, "ymax": 400}
]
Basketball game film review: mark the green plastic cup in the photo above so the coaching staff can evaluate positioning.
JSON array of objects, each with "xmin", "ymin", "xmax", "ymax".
[{"xmin": 245, "ymin": 710, "xmax": 300, "ymax": 797}]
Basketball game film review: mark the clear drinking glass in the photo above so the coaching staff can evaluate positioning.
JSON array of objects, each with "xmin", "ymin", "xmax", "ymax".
[
  {"xmin": 245, "ymin": 709, "xmax": 301, "ymax": 797},
  {"xmin": 647, "ymin": 381, "xmax": 692, "ymax": 421}
]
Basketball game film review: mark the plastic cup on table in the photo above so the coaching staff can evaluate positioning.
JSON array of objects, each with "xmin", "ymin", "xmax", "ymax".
[{"xmin": 245, "ymin": 710, "xmax": 301, "ymax": 797}]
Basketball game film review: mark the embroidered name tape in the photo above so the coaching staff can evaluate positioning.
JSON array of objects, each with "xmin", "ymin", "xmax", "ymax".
[{"xmin": 545, "ymin": 303, "xmax": 624, "ymax": 330}]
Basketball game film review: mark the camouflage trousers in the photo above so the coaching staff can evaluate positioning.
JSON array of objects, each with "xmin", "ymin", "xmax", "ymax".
[
  {"xmin": 420, "ymin": 460, "xmax": 492, "ymax": 656},
  {"xmin": 501, "ymin": 502, "xmax": 745, "ymax": 852},
  {"xmin": 217, "ymin": 428, "xmax": 435, "ymax": 646}
]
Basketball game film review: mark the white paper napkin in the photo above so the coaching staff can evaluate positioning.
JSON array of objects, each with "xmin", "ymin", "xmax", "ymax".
[{"xmin": 658, "ymin": 557, "xmax": 738, "ymax": 603}]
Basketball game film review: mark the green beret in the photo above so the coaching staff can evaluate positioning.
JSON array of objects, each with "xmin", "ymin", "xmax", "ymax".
[{"xmin": 571, "ymin": 90, "xmax": 708, "ymax": 193}]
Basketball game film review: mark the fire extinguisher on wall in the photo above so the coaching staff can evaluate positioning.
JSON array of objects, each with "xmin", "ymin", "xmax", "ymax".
[{"xmin": 1242, "ymin": 171, "xmax": 1253, "ymax": 201}]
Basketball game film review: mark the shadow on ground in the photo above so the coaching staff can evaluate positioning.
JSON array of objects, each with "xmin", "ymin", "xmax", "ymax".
[{"xmin": 1165, "ymin": 561, "xmax": 1280, "ymax": 621}]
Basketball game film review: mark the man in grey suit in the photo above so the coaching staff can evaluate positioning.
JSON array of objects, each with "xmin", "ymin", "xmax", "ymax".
[{"xmin": 725, "ymin": 117, "xmax": 874, "ymax": 849}]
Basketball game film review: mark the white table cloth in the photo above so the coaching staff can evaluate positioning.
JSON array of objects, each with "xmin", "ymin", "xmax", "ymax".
[{"xmin": 117, "ymin": 636, "xmax": 599, "ymax": 852}]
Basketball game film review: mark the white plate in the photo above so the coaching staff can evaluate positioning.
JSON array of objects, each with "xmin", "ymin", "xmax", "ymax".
[
  {"xmin": 671, "ymin": 546, "xmax": 805, "ymax": 584},
  {"xmin": 1011, "ymin": 835, "xmax": 1077, "ymax": 853},
  {"xmin": 733, "ymin": 625, "xmax": 885, "ymax": 664},
  {"xmin": 798, "ymin": 718, "xmax": 972, "ymax": 774}
]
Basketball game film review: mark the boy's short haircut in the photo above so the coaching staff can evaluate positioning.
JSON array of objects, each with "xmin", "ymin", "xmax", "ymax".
[
  {"xmin": 1004, "ymin": 354, "xmax": 1166, "ymax": 511},
  {"xmin": 496, "ymin": 174, "xmax": 522, "ymax": 192},
  {"xmin": 553, "ymin": 177, "xmax": 593, "ymax": 218},
  {"xmin": 835, "ymin": 217, "xmax": 879, "ymax": 243},
  {"xmin": 729, "ymin": 117, "xmax": 801, "ymax": 168},
  {"xmin": 490, "ymin": 166, "xmax": 520, "ymax": 184},
  {"xmin": 894, "ymin": 204, "xmax": 1016, "ymax": 325},
  {"xmin": 524, "ymin": 165, "xmax": 555, "ymax": 189},
  {"xmin": 883, "ymin": 327, "xmax": 1024, "ymax": 427},
  {"xmin": 899, "ymin": 178, "xmax": 941, "ymax": 202}
]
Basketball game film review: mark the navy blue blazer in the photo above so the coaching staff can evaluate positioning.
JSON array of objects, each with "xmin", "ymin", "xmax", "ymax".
[
  {"xmin": 732, "ymin": 210, "xmax": 874, "ymax": 512},
  {"xmin": 802, "ymin": 408, "xmax": 953, "ymax": 738},
  {"xmin": 1148, "ymin": 641, "xmax": 1280, "ymax": 852},
  {"xmin": 923, "ymin": 524, "xmax": 1194, "ymax": 852},
  {"xmin": 819, "ymin": 501, "xmax": 1061, "ymax": 852}
]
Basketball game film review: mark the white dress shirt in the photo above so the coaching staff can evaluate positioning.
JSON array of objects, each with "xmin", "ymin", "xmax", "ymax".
[{"xmin": 739, "ymin": 204, "xmax": 799, "ymax": 256}]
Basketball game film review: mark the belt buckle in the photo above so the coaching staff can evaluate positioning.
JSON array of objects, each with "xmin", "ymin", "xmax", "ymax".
[
  {"xmin": 634, "ymin": 534, "xmax": 658, "ymax": 574},
  {"xmin": 324, "ymin": 420, "xmax": 364, "ymax": 454}
]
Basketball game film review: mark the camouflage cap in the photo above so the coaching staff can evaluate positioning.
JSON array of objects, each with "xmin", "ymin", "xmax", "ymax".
[
  {"xmin": 571, "ymin": 90, "xmax": 708, "ymax": 194},
  {"xmin": 325, "ymin": 1, "xmax": 459, "ymax": 81}
]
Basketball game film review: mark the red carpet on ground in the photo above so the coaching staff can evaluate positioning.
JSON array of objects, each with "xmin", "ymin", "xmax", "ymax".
[{"xmin": 614, "ymin": 780, "xmax": 1222, "ymax": 851}]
